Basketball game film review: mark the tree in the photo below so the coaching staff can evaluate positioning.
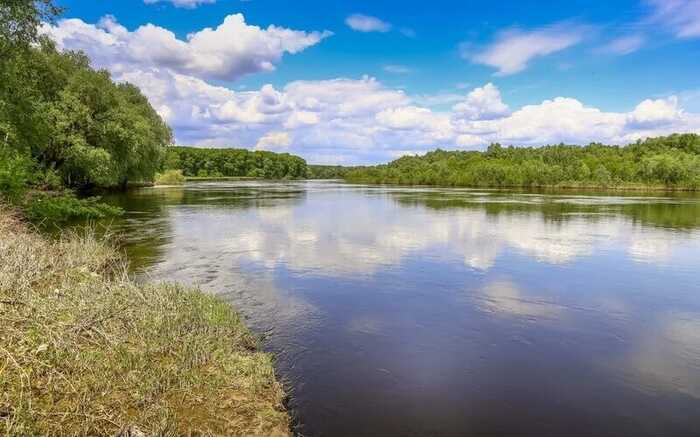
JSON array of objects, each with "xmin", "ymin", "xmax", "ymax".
[
  {"xmin": 345, "ymin": 134, "xmax": 700, "ymax": 189},
  {"xmin": 0, "ymin": 0, "xmax": 61, "ymax": 55}
]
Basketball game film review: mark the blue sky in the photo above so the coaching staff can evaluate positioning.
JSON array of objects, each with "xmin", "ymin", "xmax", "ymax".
[{"xmin": 47, "ymin": 0, "xmax": 700, "ymax": 163}]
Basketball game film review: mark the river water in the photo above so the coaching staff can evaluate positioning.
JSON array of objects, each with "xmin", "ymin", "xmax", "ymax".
[{"xmin": 99, "ymin": 181, "xmax": 700, "ymax": 436}]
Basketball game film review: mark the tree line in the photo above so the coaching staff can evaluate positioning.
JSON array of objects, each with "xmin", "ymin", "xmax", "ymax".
[
  {"xmin": 164, "ymin": 147, "xmax": 307, "ymax": 179},
  {"xmin": 345, "ymin": 134, "xmax": 700, "ymax": 189},
  {"xmin": 306, "ymin": 165, "xmax": 352, "ymax": 179}
]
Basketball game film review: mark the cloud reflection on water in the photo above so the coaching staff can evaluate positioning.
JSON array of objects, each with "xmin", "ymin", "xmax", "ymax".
[{"xmin": 115, "ymin": 182, "xmax": 700, "ymax": 421}]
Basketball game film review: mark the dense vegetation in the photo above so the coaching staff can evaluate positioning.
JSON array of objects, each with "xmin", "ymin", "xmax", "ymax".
[
  {"xmin": 165, "ymin": 146, "xmax": 308, "ymax": 179},
  {"xmin": 0, "ymin": 210, "xmax": 289, "ymax": 436},
  {"xmin": 0, "ymin": 0, "xmax": 170, "ymax": 219},
  {"xmin": 0, "ymin": 3, "xmax": 171, "ymax": 190},
  {"xmin": 345, "ymin": 134, "xmax": 700, "ymax": 189},
  {"xmin": 307, "ymin": 164, "xmax": 354, "ymax": 179}
]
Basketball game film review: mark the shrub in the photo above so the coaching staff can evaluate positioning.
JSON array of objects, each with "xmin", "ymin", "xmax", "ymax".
[
  {"xmin": 38, "ymin": 167, "xmax": 64, "ymax": 191},
  {"xmin": 24, "ymin": 192, "xmax": 123, "ymax": 222},
  {"xmin": 0, "ymin": 148, "xmax": 33, "ymax": 203},
  {"xmin": 154, "ymin": 169, "xmax": 185, "ymax": 185}
]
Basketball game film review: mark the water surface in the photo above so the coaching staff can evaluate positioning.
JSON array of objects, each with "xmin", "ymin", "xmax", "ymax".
[{"xmin": 100, "ymin": 181, "xmax": 700, "ymax": 436}]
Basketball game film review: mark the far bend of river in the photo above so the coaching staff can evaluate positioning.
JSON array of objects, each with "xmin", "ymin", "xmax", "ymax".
[{"xmin": 96, "ymin": 181, "xmax": 700, "ymax": 436}]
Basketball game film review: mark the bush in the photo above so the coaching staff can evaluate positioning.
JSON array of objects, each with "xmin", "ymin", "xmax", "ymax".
[
  {"xmin": 37, "ymin": 167, "xmax": 64, "ymax": 191},
  {"xmin": 154, "ymin": 169, "xmax": 185, "ymax": 185},
  {"xmin": 0, "ymin": 148, "xmax": 33, "ymax": 203},
  {"xmin": 24, "ymin": 192, "xmax": 123, "ymax": 222}
]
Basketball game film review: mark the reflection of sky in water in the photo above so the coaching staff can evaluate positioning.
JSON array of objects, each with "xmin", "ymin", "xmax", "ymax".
[{"xmin": 110, "ymin": 181, "xmax": 700, "ymax": 436}]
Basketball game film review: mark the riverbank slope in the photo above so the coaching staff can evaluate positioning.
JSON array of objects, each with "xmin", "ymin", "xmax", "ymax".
[{"xmin": 0, "ymin": 209, "xmax": 290, "ymax": 436}]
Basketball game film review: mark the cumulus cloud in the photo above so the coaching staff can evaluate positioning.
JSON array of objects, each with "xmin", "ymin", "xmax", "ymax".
[
  {"xmin": 42, "ymin": 14, "xmax": 331, "ymax": 81},
  {"xmin": 41, "ymin": 15, "xmax": 700, "ymax": 164},
  {"xmin": 627, "ymin": 96, "xmax": 683, "ymax": 128},
  {"xmin": 144, "ymin": 0, "xmax": 215, "ymax": 8},
  {"xmin": 256, "ymin": 131, "xmax": 292, "ymax": 150},
  {"xmin": 452, "ymin": 94, "xmax": 700, "ymax": 148},
  {"xmin": 461, "ymin": 97, "xmax": 625, "ymax": 145},
  {"xmin": 469, "ymin": 23, "xmax": 587, "ymax": 75},
  {"xmin": 345, "ymin": 14, "xmax": 391, "ymax": 33},
  {"xmin": 452, "ymin": 83, "xmax": 509, "ymax": 120},
  {"xmin": 647, "ymin": 0, "xmax": 700, "ymax": 38}
]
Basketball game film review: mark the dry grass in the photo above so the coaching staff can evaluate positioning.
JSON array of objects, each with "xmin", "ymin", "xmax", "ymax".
[{"xmin": 0, "ymin": 208, "xmax": 290, "ymax": 436}]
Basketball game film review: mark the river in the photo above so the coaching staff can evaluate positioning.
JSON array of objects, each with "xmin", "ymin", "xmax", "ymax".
[{"xmin": 98, "ymin": 181, "xmax": 700, "ymax": 436}]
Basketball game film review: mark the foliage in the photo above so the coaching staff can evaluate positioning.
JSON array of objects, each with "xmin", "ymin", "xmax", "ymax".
[
  {"xmin": 0, "ymin": 0, "xmax": 170, "ymax": 223},
  {"xmin": 345, "ymin": 134, "xmax": 700, "ymax": 189},
  {"xmin": 0, "ymin": 211, "xmax": 290, "ymax": 436},
  {"xmin": 0, "ymin": 0, "xmax": 62, "ymax": 55},
  {"xmin": 154, "ymin": 169, "xmax": 186, "ymax": 185},
  {"xmin": 165, "ymin": 146, "xmax": 308, "ymax": 179},
  {"xmin": 0, "ymin": 1, "xmax": 171, "ymax": 190},
  {"xmin": 0, "ymin": 147, "xmax": 33, "ymax": 202},
  {"xmin": 307, "ymin": 164, "xmax": 354, "ymax": 179},
  {"xmin": 23, "ymin": 192, "xmax": 123, "ymax": 222}
]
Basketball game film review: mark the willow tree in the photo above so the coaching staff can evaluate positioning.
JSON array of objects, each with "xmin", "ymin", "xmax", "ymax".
[{"xmin": 1, "ymin": 0, "xmax": 172, "ymax": 190}]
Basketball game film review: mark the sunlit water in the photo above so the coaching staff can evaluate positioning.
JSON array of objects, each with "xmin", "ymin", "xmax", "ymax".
[{"xmin": 96, "ymin": 181, "xmax": 700, "ymax": 436}]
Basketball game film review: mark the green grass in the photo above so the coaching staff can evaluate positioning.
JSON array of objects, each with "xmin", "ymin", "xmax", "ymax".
[{"xmin": 0, "ymin": 208, "xmax": 290, "ymax": 436}]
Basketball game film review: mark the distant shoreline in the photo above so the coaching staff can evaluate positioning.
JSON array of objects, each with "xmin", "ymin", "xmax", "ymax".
[
  {"xmin": 340, "ymin": 181, "xmax": 700, "ymax": 193},
  {"xmin": 184, "ymin": 176, "xmax": 261, "ymax": 181}
]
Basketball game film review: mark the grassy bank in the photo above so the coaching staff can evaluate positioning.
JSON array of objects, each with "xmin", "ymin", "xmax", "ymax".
[{"xmin": 0, "ymin": 209, "xmax": 290, "ymax": 436}]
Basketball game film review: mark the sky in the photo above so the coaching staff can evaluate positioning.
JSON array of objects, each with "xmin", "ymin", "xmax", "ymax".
[{"xmin": 43, "ymin": 0, "xmax": 700, "ymax": 164}]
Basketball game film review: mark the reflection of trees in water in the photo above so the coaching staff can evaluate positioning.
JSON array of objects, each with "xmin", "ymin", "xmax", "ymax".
[
  {"xmin": 100, "ymin": 184, "xmax": 307, "ymax": 271},
  {"xmin": 94, "ymin": 184, "xmax": 700, "ymax": 276},
  {"xmin": 391, "ymin": 191, "xmax": 700, "ymax": 230}
]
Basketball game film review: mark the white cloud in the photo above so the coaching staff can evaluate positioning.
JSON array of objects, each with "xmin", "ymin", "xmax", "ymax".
[
  {"xmin": 42, "ymin": 14, "xmax": 331, "ymax": 81},
  {"xmin": 597, "ymin": 34, "xmax": 645, "ymax": 55},
  {"xmin": 376, "ymin": 106, "xmax": 451, "ymax": 134},
  {"xmin": 284, "ymin": 110, "xmax": 320, "ymax": 129},
  {"xmin": 345, "ymin": 14, "xmax": 391, "ymax": 33},
  {"xmin": 452, "ymin": 83, "xmax": 509, "ymax": 120},
  {"xmin": 144, "ymin": 0, "xmax": 215, "ymax": 8},
  {"xmin": 647, "ymin": 0, "xmax": 700, "ymax": 38},
  {"xmin": 628, "ymin": 96, "xmax": 683, "ymax": 128},
  {"xmin": 461, "ymin": 97, "xmax": 625, "ymax": 145},
  {"xmin": 470, "ymin": 23, "xmax": 587, "ymax": 75},
  {"xmin": 455, "ymin": 134, "xmax": 486, "ymax": 148},
  {"xmin": 256, "ymin": 131, "xmax": 292, "ymax": 150},
  {"xmin": 41, "ymin": 15, "xmax": 700, "ymax": 164}
]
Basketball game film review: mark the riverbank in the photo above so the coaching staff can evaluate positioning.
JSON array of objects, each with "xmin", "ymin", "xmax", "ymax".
[
  {"xmin": 0, "ymin": 208, "xmax": 290, "ymax": 436},
  {"xmin": 343, "ymin": 180, "xmax": 700, "ymax": 192},
  {"xmin": 185, "ymin": 176, "xmax": 261, "ymax": 182}
]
